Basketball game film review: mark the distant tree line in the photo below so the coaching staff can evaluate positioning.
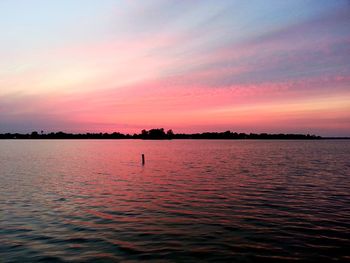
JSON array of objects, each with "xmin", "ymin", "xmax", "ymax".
[{"xmin": 0, "ymin": 128, "xmax": 322, "ymax": 140}]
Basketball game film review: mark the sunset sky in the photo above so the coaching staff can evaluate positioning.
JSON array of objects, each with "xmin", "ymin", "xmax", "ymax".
[{"xmin": 0, "ymin": 0, "xmax": 349, "ymax": 136}]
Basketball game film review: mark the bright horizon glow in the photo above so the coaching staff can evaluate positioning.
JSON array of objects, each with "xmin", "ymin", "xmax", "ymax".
[{"xmin": 1, "ymin": 0, "xmax": 349, "ymax": 136}]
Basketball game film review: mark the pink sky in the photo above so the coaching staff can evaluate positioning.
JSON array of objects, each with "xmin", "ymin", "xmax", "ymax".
[{"xmin": 1, "ymin": 1, "xmax": 349, "ymax": 136}]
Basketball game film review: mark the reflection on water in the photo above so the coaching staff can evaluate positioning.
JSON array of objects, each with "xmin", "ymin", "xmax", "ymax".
[{"xmin": 0, "ymin": 140, "xmax": 349, "ymax": 262}]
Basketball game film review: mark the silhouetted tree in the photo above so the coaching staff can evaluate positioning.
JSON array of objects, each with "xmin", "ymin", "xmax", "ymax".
[
  {"xmin": 141, "ymin": 129, "xmax": 148, "ymax": 139},
  {"xmin": 31, "ymin": 131, "xmax": 38, "ymax": 138},
  {"xmin": 166, "ymin": 129, "xmax": 174, "ymax": 139},
  {"xmin": 148, "ymin": 128, "xmax": 166, "ymax": 139}
]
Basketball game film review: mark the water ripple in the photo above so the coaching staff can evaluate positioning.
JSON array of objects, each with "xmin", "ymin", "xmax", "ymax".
[{"xmin": 0, "ymin": 140, "xmax": 349, "ymax": 262}]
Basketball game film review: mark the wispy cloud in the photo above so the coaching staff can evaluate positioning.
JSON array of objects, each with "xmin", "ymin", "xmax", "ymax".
[{"xmin": 0, "ymin": 0, "xmax": 349, "ymax": 135}]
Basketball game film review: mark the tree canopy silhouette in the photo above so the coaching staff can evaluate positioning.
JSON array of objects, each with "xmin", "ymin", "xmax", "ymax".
[{"xmin": 0, "ymin": 128, "xmax": 324, "ymax": 140}]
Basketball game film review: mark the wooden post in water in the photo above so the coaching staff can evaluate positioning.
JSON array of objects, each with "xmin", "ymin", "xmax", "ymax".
[{"xmin": 142, "ymin": 154, "xmax": 145, "ymax": 165}]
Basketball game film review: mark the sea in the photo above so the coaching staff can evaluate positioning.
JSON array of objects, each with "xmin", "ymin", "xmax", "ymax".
[{"xmin": 0, "ymin": 140, "xmax": 349, "ymax": 262}]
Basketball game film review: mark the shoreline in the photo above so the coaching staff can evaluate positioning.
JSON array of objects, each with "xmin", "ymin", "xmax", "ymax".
[{"xmin": 1, "ymin": 138, "xmax": 349, "ymax": 140}]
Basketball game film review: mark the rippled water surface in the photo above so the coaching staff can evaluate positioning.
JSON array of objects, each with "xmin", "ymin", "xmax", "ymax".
[{"xmin": 1, "ymin": 140, "xmax": 350, "ymax": 262}]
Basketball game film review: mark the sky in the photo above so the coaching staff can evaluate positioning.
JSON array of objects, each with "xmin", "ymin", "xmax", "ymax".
[{"xmin": 0, "ymin": 0, "xmax": 349, "ymax": 136}]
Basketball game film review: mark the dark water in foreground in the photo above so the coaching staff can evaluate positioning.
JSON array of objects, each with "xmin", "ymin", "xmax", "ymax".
[{"xmin": 0, "ymin": 140, "xmax": 349, "ymax": 262}]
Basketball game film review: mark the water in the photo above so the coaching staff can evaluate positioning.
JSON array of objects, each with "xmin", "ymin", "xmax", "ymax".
[{"xmin": 0, "ymin": 140, "xmax": 349, "ymax": 262}]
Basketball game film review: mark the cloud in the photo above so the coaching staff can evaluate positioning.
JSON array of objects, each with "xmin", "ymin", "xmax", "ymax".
[{"xmin": 1, "ymin": 0, "xmax": 350, "ymax": 135}]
